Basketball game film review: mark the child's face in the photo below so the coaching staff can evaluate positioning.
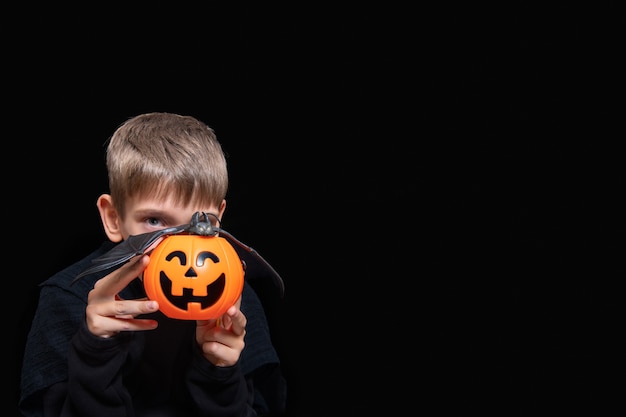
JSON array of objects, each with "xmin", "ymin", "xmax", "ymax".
[{"xmin": 117, "ymin": 195, "xmax": 225, "ymax": 241}]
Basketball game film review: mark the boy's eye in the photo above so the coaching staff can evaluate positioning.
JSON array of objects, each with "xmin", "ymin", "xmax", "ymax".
[{"xmin": 146, "ymin": 218, "xmax": 162, "ymax": 227}]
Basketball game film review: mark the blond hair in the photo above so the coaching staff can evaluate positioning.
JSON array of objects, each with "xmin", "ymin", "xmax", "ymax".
[{"xmin": 106, "ymin": 112, "xmax": 228, "ymax": 216}]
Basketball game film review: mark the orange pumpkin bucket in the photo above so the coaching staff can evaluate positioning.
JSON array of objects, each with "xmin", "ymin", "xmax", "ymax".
[{"xmin": 144, "ymin": 234, "xmax": 244, "ymax": 320}]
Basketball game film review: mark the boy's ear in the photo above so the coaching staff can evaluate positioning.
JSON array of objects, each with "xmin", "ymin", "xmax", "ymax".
[
  {"xmin": 218, "ymin": 199, "xmax": 226, "ymax": 219},
  {"xmin": 97, "ymin": 194, "xmax": 124, "ymax": 243}
]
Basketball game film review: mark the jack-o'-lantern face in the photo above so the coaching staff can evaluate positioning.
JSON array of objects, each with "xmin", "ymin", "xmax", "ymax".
[{"xmin": 143, "ymin": 234, "xmax": 244, "ymax": 320}]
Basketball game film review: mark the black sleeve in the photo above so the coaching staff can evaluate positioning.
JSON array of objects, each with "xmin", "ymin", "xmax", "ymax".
[
  {"xmin": 185, "ymin": 340, "xmax": 258, "ymax": 417},
  {"xmin": 60, "ymin": 321, "xmax": 140, "ymax": 417}
]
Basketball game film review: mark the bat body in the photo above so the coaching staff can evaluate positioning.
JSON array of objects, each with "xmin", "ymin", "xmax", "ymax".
[{"xmin": 73, "ymin": 212, "xmax": 285, "ymax": 297}]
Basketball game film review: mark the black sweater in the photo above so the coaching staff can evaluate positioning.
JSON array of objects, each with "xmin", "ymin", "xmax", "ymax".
[{"xmin": 19, "ymin": 241, "xmax": 286, "ymax": 417}]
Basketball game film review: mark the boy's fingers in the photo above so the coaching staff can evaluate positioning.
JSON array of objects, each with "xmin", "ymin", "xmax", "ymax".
[
  {"xmin": 225, "ymin": 304, "xmax": 247, "ymax": 336},
  {"xmin": 91, "ymin": 255, "xmax": 150, "ymax": 299}
]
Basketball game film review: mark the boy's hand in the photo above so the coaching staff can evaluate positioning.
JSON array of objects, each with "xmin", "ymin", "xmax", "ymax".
[
  {"xmin": 195, "ymin": 296, "xmax": 246, "ymax": 367},
  {"xmin": 85, "ymin": 254, "xmax": 160, "ymax": 338}
]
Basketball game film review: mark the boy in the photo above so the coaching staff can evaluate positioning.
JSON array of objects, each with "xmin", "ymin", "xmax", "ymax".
[{"xmin": 19, "ymin": 112, "xmax": 286, "ymax": 416}]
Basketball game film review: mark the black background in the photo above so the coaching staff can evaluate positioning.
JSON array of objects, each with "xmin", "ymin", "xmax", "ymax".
[{"xmin": 6, "ymin": 3, "xmax": 626, "ymax": 416}]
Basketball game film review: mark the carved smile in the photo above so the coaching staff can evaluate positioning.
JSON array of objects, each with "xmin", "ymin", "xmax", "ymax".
[{"xmin": 159, "ymin": 272, "xmax": 226, "ymax": 310}]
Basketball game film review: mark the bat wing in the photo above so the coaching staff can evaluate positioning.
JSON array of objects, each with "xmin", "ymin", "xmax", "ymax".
[
  {"xmin": 72, "ymin": 225, "xmax": 187, "ymax": 283},
  {"xmin": 71, "ymin": 215, "xmax": 285, "ymax": 298},
  {"xmin": 220, "ymin": 231, "xmax": 285, "ymax": 298}
]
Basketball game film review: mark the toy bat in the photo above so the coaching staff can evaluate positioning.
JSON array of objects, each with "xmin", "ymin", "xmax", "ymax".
[{"xmin": 72, "ymin": 211, "xmax": 284, "ymax": 297}]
